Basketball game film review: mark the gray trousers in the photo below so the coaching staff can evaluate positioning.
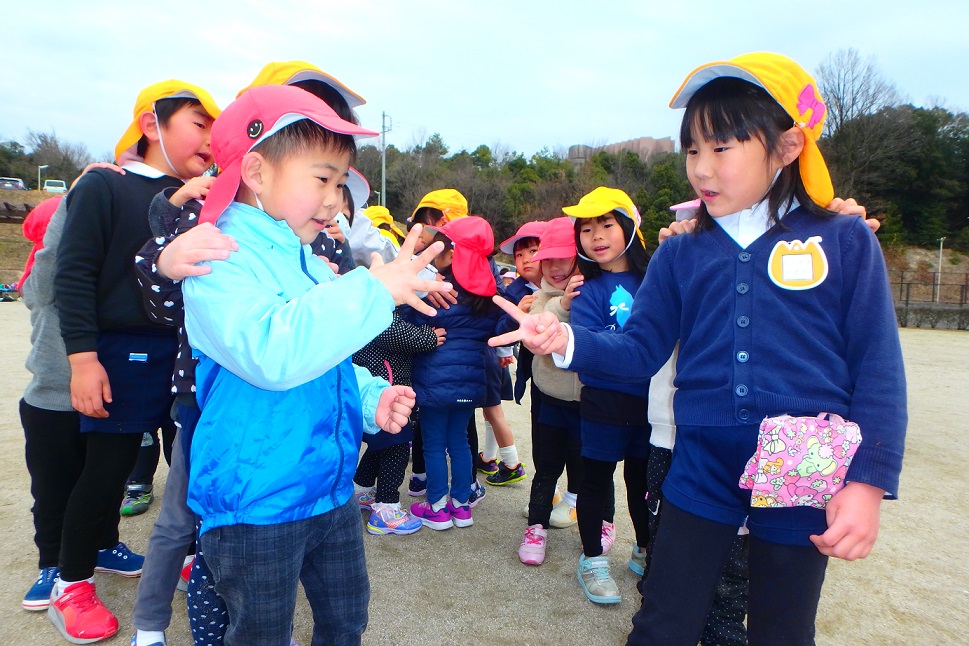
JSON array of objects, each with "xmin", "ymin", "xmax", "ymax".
[{"xmin": 132, "ymin": 428, "xmax": 195, "ymax": 631}]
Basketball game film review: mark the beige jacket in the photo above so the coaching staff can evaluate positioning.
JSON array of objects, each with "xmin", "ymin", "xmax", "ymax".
[{"xmin": 529, "ymin": 279, "xmax": 583, "ymax": 402}]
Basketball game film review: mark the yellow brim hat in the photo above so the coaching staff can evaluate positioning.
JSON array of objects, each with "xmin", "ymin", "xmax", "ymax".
[
  {"xmin": 114, "ymin": 80, "xmax": 221, "ymax": 164},
  {"xmin": 238, "ymin": 60, "xmax": 365, "ymax": 109},
  {"xmin": 408, "ymin": 188, "xmax": 469, "ymax": 223},
  {"xmin": 669, "ymin": 52, "xmax": 834, "ymax": 208},
  {"xmin": 563, "ymin": 186, "xmax": 645, "ymax": 247},
  {"xmin": 364, "ymin": 205, "xmax": 406, "ymax": 239}
]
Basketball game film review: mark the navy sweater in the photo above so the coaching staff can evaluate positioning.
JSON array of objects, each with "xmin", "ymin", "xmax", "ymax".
[{"xmin": 569, "ymin": 208, "xmax": 907, "ymax": 496}]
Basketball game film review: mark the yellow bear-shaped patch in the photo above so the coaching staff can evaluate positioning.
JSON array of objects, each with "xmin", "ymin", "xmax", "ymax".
[{"xmin": 768, "ymin": 236, "xmax": 828, "ymax": 290}]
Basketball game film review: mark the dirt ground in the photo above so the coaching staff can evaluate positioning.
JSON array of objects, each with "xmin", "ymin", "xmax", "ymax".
[{"xmin": 0, "ymin": 301, "xmax": 965, "ymax": 645}]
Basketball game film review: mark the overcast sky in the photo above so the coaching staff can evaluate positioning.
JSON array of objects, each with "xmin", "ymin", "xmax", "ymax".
[{"xmin": 3, "ymin": 0, "xmax": 967, "ymax": 166}]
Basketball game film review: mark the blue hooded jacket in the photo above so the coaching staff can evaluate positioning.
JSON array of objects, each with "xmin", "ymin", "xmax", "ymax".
[{"xmin": 183, "ymin": 202, "xmax": 395, "ymax": 533}]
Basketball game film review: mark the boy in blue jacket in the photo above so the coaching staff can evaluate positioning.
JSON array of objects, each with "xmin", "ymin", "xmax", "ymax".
[{"xmin": 181, "ymin": 84, "xmax": 450, "ymax": 645}]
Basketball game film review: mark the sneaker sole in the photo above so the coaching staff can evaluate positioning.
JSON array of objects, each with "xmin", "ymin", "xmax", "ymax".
[
  {"xmin": 94, "ymin": 566, "xmax": 142, "ymax": 577},
  {"xmin": 451, "ymin": 516, "xmax": 473, "ymax": 528},
  {"xmin": 22, "ymin": 598, "xmax": 49, "ymax": 611},
  {"xmin": 476, "ymin": 467, "xmax": 499, "ymax": 475},
  {"xmin": 47, "ymin": 605, "xmax": 118, "ymax": 644},
  {"xmin": 576, "ymin": 574, "xmax": 622, "ymax": 605},
  {"xmin": 628, "ymin": 559, "xmax": 645, "ymax": 576},
  {"xmin": 518, "ymin": 551, "xmax": 546, "ymax": 566},
  {"xmin": 367, "ymin": 522, "xmax": 422, "ymax": 536},
  {"xmin": 420, "ymin": 518, "xmax": 454, "ymax": 531},
  {"xmin": 485, "ymin": 474, "xmax": 527, "ymax": 486}
]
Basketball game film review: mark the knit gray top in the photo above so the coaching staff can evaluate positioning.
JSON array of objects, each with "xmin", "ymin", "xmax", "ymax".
[{"xmin": 23, "ymin": 199, "xmax": 73, "ymax": 411}]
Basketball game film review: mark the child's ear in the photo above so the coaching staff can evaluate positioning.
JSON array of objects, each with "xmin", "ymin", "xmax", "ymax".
[
  {"xmin": 240, "ymin": 152, "xmax": 268, "ymax": 194},
  {"xmin": 139, "ymin": 111, "xmax": 160, "ymax": 143},
  {"xmin": 778, "ymin": 126, "xmax": 805, "ymax": 167}
]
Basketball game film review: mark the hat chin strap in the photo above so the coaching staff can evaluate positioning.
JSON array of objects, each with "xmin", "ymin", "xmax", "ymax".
[
  {"xmin": 577, "ymin": 226, "xmax": 638, "ymax": 264},
  {"xmin": 152, "ymin": 104, "xmax": 182, "ymax": 178}
]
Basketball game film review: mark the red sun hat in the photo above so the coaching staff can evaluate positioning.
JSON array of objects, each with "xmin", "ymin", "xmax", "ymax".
[
  {"xmin": 498, "ymin": 219, "xmax": 549, "ymax": 254},
  {"xmin": 439, "ymin": 216, "xmax": 496, "ymax": 297},
  {"xmin": 199, "ymin": 84, "xmax": 378, "ymax": 225},
  {"xmin": 532, "ymin": 217, "xmax": 577, "ymax": 261}
]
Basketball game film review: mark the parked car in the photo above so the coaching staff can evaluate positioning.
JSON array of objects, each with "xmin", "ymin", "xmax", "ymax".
[
  {"xmin": 43, "ymin": 179, "xmax": 67, "ymax": 194},
  {"xmin": 0, "ymin": 177, "xmax": 27, "ymax": 190}
]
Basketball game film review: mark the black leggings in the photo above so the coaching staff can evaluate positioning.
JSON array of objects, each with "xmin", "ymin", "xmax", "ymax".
[
  {"xmin": 577, "ymin": 456, "xmax": 648, "ymax": 557},
  {"xmin": 126, "ymin": 418, "xmax": 177, "ymax": 486},
  {"xmin": 628, "ymin": 502, "xmax": 827, "ymax": 646},
  {"xmin": 21, "ymin": 400, "xmax": 111, "ymax": 569},
  {"xmin": 527, "ymin": 421, "xmax": 582, "ymax": 528},
  {"xmin": 354, "ymin": 443, "xmax": 411, "ymax": 504},
  {"xmin": 59, "ymin": 431, "xmax": 143, "ymax": 581}
]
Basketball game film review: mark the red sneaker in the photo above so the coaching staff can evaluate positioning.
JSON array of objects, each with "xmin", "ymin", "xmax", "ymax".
[{"xmin": 48, "ymin": 581, "xmax": 118, "ymax": 644}]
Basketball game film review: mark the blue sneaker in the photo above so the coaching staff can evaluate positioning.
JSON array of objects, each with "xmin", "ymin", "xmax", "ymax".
[
  {"xmin": 366, "ymin": 502, "xmax": 422, "ymax": 535},
  {"xmin": 468, "ymin": 480, "xmax": 487, "ymax": 508},
  {"xmin": 407, "ymin": 475, "xmax": 427, "ymax": 497},
  {"xmin": 130, "ymin": 635, "xmax": 166, "ymax": 646},
  {"xmin": 95, "ymin": 541, "xmax": 144, "ymax": 577},
  {"xmin": 22, "ymin": 566, "xmax": 58, "ymax": 611}
]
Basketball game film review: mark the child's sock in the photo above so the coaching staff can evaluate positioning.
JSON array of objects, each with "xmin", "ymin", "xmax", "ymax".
[
  {"xmin": 54, "ymin": 576, "xmax": 94, "ymax": 597},
  {"xmin": 499, "ymin": 445, "xmax": 520, "ymax": 467},
  {"xmin": 563, "ymin": 491, "xmax": 578, "ymax": 507},
  {"xmin": 137, "ymin": 631, "xmax": 167, "ymax": 646},
  {"xmin": 354, "ymin": 482, "xmax": 374, "ymax": 495},
  {"xmin": 451, "ymin": 497, "xmax": 468, "ymax": 509},
  {"xmin": 483, "ymin": 421, "xmax": 499, "ymax": 461},
  {"xmin": 431, "ymin": 496, "xmax": 448, "ymax": 512}
]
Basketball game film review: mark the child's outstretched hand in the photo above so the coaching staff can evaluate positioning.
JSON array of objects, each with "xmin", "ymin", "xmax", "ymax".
[
  {"xmin": 170, "ymin": 176, "xmax": 216, "ymax": 208},
  {"xmin": 368, "ymin": 224, "xmax": 451, "ymax": 317},
  {"xmin": 560, "ymin": 275, "xmax": 584, "ymax": 311},
  {"xmin": 157, "ymin": 223, "xmax": 239, "ymax": 280},
  {"xmin": 376, "ymin": 385, "xmax": 416, "ymax": 434},
  {"xmin": 809, "ymin": 481, "xmax": 884, "ymax": 561},
  {"xmin": 489, "ymin": 294, "xmax": 567, "ymax": 355}
]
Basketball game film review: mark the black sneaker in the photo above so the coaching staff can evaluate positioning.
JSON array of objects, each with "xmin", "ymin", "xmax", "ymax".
[
  {"xmin": 485, "ymin": 462, "xmax": 527, "ymax": 486},
  {"xmin": 468, "ymin": 481, "xmax": 487, "ymax": 508}
]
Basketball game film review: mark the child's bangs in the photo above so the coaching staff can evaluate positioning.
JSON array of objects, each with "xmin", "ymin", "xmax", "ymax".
[
  {"xmin": 679, "ymin": 77, "xmax": 790, "ymax": 152},
  {"xmin": 680, "ymin": 92, "xmax": 756, "ymax": 149}
]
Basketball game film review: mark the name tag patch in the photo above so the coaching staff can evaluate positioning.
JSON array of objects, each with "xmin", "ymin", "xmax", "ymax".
[{"xmin": 768, "ymin": 236, "xmax": 828, "ymax": 290}]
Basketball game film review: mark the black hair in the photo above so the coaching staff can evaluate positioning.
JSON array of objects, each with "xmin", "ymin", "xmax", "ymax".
[
  {"xmin": 410, "ymin": 206, "xmax": 446, "ymax": 229},
  {"xmin": 252, "ymin": 118, "xmax": 356, "ymax": 164},
  {"xmin": 432, "ymin": 231, "xmax": 493, "ymax": 316},
  {"xmin": 680, "ymin": 77, "xmax": 832, "ymax": 230},
  {"xmin": 136, "ymin": 97, "xmax": 202, "ymax": 158},
  {"xmin": 291, "ymin": 79, "xmax": 359, "ymax": 125},
  {"xmin": 513, "ymin": 236, "xmax": 541, "ymax": 254},
  {"xmin": 342, "ymin": 184, "xmax": 355, "ymax": 225},
  {"xmin": 574, "ymin": 211, "xmax": 650, "ymax": 280}
]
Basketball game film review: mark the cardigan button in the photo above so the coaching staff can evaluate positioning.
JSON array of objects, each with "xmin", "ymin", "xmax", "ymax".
[
  {"xmin": 739, "ymin": 252, "xmax": 752, "ymax": 262},
  {"xmin": 736, "ymin": 384, "xmax": 748, "ymax": 397},
  {"xmin": 738, "ymin": 409, "xmax": 750, "ymax": 421},
  {"xmin": 737, "ymin": 351, "xmax": 749, "ymax": 362},
  {"xmin": 737, "ymin": 316, "xmax": 750, "ymax": 328},
  {"xmin": 736, "ymin": 283, "xmax": 749, "ymax": 294}
]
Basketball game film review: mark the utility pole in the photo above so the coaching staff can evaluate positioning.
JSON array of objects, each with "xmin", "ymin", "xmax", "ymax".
[
  {"xmin": 936, "ymin": 237, "xmax": 946, "ymax": 303},
  {"xmin": 380, "ymin": 112, "xmax": 393, "ymax": 207}
]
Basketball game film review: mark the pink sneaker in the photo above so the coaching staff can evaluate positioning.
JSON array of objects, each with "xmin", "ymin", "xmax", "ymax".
[
  {"xmin": 446, "ymin": 500, "xmax": 473, "ymax": 528},
  {"xmin": 410, "ymin": 501, "xmax": 453, "ymax": 530},
  {"xmin": 518, "ymin": 524, "xmax": 548, "ymax": 565},
  {"xmin": 48, "ymin": 580, "xmax": 119, "ymax": 644},
  {"xmin": 601, "ymin": 521, "xmax": 616, "ymax": 555}
]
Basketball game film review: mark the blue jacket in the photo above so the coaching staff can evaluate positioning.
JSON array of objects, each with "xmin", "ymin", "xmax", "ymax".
[
  {"xmin": 570, "ymin": 208, "xmax": 906, "ymax": 496},
  {"xmin": 410, "ymin": 282, "xmax": 503, "ymax": 408},
  {"xmin": 183, "ymin": 202, "xmax": 395, "ymax": 533}
]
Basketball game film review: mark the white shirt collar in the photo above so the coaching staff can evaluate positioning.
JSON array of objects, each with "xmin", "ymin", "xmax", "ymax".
[
  {"xmin": 121, "ymin": 161, "xmax": 180, "ymax": 180},
  {"xmin": 714, "ymin": 196, "xmax": 800, "ymax": 249}
]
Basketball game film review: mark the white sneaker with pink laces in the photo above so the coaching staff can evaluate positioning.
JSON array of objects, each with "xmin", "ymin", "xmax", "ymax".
[
  {"xmin": 600, "ymin": 521, "xmax": 616, "ymax": 555},
  {"xmin": 518, "ymin": 524, "xmax": 548, "ymax": 565}
]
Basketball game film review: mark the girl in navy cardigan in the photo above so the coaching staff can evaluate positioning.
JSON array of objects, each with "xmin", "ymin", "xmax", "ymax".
[
  {"xmin": 409, "ymin": 216, "xmax": 504, "ymax": 530},
  {"xmin": 493, "ymin": 53, "xmax": 906, "ymax": 645},
  {"xmin": 565, "ymin": 187, "xmax": 652, "ymax": 606}
]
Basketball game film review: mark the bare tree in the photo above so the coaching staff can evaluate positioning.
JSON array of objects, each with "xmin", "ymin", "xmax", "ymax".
[{"xmin": 816, "ymin": 48, "xmax": 904, "ymax": 137}]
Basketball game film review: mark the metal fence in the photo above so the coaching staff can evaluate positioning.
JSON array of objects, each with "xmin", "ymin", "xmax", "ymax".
[{"xmin": 889, "ymin": 271, "xmax": 969, "ymax": 307}]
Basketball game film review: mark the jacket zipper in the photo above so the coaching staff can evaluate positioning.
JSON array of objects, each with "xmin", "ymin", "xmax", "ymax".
[{"xmin": 299, "ymin": 247, "xmax": 345, "ymax": 508}]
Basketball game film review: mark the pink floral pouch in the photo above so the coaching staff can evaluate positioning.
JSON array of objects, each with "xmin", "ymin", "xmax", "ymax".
[{"xmin": 739, "ymin": 413, "xmax": 862, "ymax": 509}]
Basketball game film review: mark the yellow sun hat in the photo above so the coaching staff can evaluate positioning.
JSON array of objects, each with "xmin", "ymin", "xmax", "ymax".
[
  {"xmin": 238, "ymin": 60, "xmax": 365, "ymax": 109},
  {"xmin": 114, "ymin": 80, "xmax": 221, "ymax": 164},
  {"xmin": 364, "ymin": 205, "xmax": 405, "ymax": 241},
  {"xmin": 669, "ymin": 52, "xmax": 834, "ymax": 208},
  {"xmin": 408, "ymin": 188, "xmax": 469, "ymax": 223},
  {"xmin": 563, "ymin": 186, "xmax": 645, "ymax": 247}
]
